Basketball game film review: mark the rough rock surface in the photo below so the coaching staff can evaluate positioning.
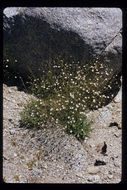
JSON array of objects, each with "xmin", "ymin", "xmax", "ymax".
[
  {"xmin": 3, "ymin": 84, "xmax": 122, "ymax": 183},
  {"xmin": 3, "ymin": 8, "xmax": 122, "ymax": 76},
  {"xmin": 34, "ymin": 126, "xmax": 88, "ymax": 171}
]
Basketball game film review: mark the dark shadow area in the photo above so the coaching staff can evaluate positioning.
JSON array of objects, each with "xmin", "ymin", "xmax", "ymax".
[
  {"xmin": 3, "ymin": 13, "xmax": 90, "ymax": 79},
  {"xmin": 3, "ymin": 68, "xmax": 31, "ymax": 91},
  {"xmin": 97, "ymin": 71, "xmax": 122, "ymax": 109}
]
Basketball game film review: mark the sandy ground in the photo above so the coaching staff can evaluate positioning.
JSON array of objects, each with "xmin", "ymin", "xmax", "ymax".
[{"xmin": 3, "ymin": 84, "xmax": 122, "ymax": 183}]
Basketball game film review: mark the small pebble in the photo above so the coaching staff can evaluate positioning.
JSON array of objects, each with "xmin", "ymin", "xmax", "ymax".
[
  {"xmin": 8, "ymin": 119, "xmax": 12, "ymax": 122},
  {"xmin": 10, "ymin": 130, "xmax": 15, "ymax": 135},
  {"xmin": 14, "ymin": 153, "xmax": 17, "ymax": 157},
  {"xmin": 76, "ymin": 171, "xmax": 85, "ymax": 179},
  {"xmin": 8, "ymin": 89, "xmax": 12, "ymax": 93},
  {"xmin": 118, "ymin": 125, "xmax": 122, "ymax": 129},
  {"xmin": 108, "ymin": 174, "xmax": 113, "ymax": 179},
  {"xmin": 87, "ymin": 175, "xmax": 100, "ymax": 182},
  {"xmin": 114, "ymin": 133, "xmax": 119, "ymax": 138},
  {"xmin": 87, "ymin": 166, "xmax": 100, "ymax": 174},
  {"xmin": 12, "ymin": 99, "xmax": 16, "ymax": 103},
  {"xmin": 114, "ymin": 162, "xmax": 119, "ymax": 167},
  {"xmin": 90, "ymin": 144, "xmax": 95, "ymax": 148},
  {"xmin": 43, "ymin": 165, "xmax": 48, "ymax": 169},
  {"xmin": 114, "ymin": 90, "xmax": 122, "ymax": 103}
]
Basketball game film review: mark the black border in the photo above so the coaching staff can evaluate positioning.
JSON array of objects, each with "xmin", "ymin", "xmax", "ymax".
[
  {"xmin": 121, "ymin": 8, "xmax": 127, "ymax": 184},
  {"xmin": 0, "ymin": 0, "xmax": 125, "ymax": 8},
  {"xmin": 0, "ymin": 0, "xmax": 127, "ymax": 187}
]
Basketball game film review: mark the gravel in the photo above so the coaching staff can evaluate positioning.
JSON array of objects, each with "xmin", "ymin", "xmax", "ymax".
[{"xmin": 3, "ymin": 84, "xmax": 122, "ymax": 183}]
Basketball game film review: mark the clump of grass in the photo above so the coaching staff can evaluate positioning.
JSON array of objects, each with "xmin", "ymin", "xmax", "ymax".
[
  {"xmin": 20, "ymin": 97, "xmax": 93, "ymax": 140},
  {"xmin": 20, "ymin": 56, "xmax": 95, "ymax": 140},
  {"xmin": 10, "ymin": 141, "xmax": 16, "ymax": 146},
  {"xmin": 27, "ymin": 160, "xmax": 35, "ymax": 170},
  {"xmin": 14, "ymin": 175, "xmax": 19, "ymax": 181},
  {"xmin": 20, "ymin": 55, "xmax": 119, "ymax": 140},
  {"xmin": 20, "ymin": 98, "xmax": 51, "ymax": 129},
  {"xmin": 59, "ymin": 111, "xmax": 93, "ymax": 140}
]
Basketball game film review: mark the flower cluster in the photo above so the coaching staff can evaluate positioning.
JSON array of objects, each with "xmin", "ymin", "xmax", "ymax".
[{"xmin": 20, "ymin": 55, "xmax": 119, "ymax": 139}]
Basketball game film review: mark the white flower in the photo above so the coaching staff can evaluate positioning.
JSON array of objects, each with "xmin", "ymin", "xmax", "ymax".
[
  {"xmin": 105, "ymin": 72, "xmax": 109, "ymax": 76},
  {"xmin": 56, "ymin": 119, "xmax": 58, "ymax": 123},
  {"xmin": 41, "ymin": 85, "xmax": 45, "ymax": 88},
  {"xmin": 70, "ymin": 93, "xmax": 74, "ymax": 99},
  {"xmin": 62, "ymin": 105, "xmax": 65, "ymax": 109}
]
